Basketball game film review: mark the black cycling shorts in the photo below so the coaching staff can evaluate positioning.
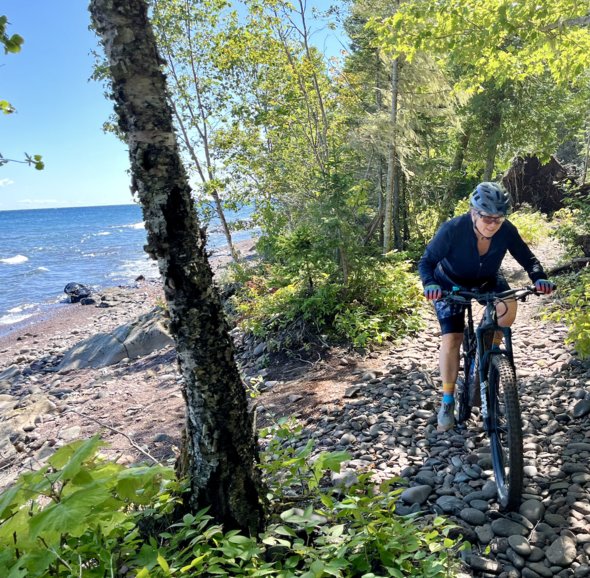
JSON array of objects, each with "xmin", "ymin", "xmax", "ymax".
[{"xmin": 434, "ymin": 274, "xmax": 511, "ymax": 335}]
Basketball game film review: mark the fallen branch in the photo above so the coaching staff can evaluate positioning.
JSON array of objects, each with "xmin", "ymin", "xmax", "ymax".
[
  {"xmin": 547, "ymin": 258, "xmax": 590, "ymax": 277},
  {"xmin": 67, "ymin": 409, "xmax": 163, "ymax": 466}
]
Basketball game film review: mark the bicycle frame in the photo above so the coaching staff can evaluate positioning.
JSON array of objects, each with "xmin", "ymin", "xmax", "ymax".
[{"xmin": 466, "ymin": 298, "xmax": 516, "ymax": 429}]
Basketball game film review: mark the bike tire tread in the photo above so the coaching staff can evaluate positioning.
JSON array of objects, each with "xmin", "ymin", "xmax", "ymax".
[{"xmin": 489, "ymin": 355, "xmax": 523, "ymax": 510}]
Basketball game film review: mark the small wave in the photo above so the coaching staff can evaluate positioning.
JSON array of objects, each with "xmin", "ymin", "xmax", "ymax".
[
  {"xmin": 37, "ymin": 266, "xmax": 49, "ymax": 272},
  {"xmin": 120, "ymin": 222, "xmax": 145, "ymax": 230},
  {"xmin": 7, "ymin": 303, "xmax": 37, "ymax": 314},
  {"xmin": 96, "ymin": 231, "xmax": 111, "ymax": 236},
  {"xmin": 0, "ymin": 311, "xmax": 36, "ymax": 325},
  {"xmin": 109, "ymin": 257, "xmax": 160, "ymax": 281},
  {"xmin": 0, "ymin": 254, "xmax": 29, "ymax": 265}
]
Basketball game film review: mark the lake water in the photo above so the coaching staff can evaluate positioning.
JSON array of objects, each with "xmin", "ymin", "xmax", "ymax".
[{"xmin": 0, "ymin": 203, "xmax": 253, "ymax": 331}]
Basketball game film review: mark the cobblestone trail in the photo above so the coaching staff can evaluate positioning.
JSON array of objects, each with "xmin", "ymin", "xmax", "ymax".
[{"xmin": 257, "ymin": 241, "xmax": 590, "ymax": 577}]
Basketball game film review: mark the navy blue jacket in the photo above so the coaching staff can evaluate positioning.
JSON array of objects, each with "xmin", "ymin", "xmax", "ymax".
[{"xmin": 418, "ymin": 213, "xmax": 546, "ymax": 289}]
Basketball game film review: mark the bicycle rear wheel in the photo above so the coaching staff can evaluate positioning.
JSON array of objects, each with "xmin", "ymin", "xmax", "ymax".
[{"xmin": 487, "ymin": 354, "xmax": 523, "ymax": 510}]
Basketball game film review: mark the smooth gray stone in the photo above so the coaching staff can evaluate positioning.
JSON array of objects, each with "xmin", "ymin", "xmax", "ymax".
[
  {"xmin": 475, "ymin": 524, "xmax": 494, "ymax": 545},
  {"xmin": 435, "ymin": 495, "xmax": 465, "ymax": 514},
  {"xmin": 0, "ymin": 365, "xmax": 21, "ymax": 381},
  {"xmin": 561, "ymin": 463, "xmax": 589, "ymax": 474},
  {"xmin": 506, "ymin": 547, "xmax": 526, "ymax": 569},
  {"xmin": 520, "ymin": 499, "xmax": 546, "ymax": 524},
  {"xmin": 470, "ymin": 499, "xmax": 490, "ymax": 512},
  {"xmin": 566, "ymin": 442, "xmax": 590, "ymax": 452},
  {"xmin": 528, "ymin": 546, "xmax": 546, "ymax": 562},
  {"xmin": 508, "ymin": 535, "xmax": 532, "ymax": 557},
  {"xmin": 415, "ymin": 470, "xmax": 437, "ymax": 486},
  {"xmin": 481, "ymin": 480, "xmax": 498, "ymax": 499},
  {"xmin": 544, "ymin": 513, "xmax": 567, "ymax": 528},
  {"xmin": 507, "ymin": 512, "xmax": 534, "ymax": 530},
  {"xmin": 526, "ymin": 562, "xmax": 554, "ymax": 577},
  {"xmin": 572, "ymin": 501, "xmax": 590, "ymax": 515},
  {"xmin": 468, "ymin": 555, "xmax": 502, "ymax": 574},
  {"xmin": 400, "ymin": 484, "xmax": 432, "ymax": 505},
  {"xmin": 546, "ymin": 535, "xmax": 577, "ymax": 567},
  {"xmin": 491, "ymin": 518, "xmax": 529, "ymax": 537},
  {"xmin": 573, "ymin": 399, "xmax": 590, "ymax": 418},
  {"xmin": 460, "ymin": 507, "xmax": 487, "ymax": 526}
]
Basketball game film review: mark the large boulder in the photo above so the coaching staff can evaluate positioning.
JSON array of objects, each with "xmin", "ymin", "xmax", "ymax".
[
  {"xmin": 56, "ymin": 308, "xmax": 173, "ymax": 371},
  {"xmin": 64, "ymin": 282, "xmax": 92, "ymax": 303}
]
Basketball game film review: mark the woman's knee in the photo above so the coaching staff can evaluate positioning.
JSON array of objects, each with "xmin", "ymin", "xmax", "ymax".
[
  {"xmin": 497, "ymin": 298, "xmax": 517, "ymax": 327},
  {"xmin": 441, "ymin": 332, "xmax": 463, "ymax": 351}
]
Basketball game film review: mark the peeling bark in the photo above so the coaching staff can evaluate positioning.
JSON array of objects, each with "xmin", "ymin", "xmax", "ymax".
[{"xmin": 89, "ymin": 0, "xmax": 263, "ymax": 533}]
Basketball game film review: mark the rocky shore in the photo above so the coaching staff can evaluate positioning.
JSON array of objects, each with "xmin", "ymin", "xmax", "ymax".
[{"xmin": 1, "ymin": 237, "xmax": 590, "ymax": 577}]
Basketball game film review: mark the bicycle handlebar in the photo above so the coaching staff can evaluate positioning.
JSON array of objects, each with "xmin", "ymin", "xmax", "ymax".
[{"xmin": 441, "ymin": 285, "xmax": 539, "ymax": 304}]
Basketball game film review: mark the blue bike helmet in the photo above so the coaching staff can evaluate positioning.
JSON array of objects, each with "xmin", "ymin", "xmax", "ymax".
[{"xmin": 470, "ymin": 182, "xmax": 511, "ymax": 215}]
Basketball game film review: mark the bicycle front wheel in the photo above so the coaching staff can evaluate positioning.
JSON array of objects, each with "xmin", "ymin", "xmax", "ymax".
[{"xmin": 487, "ymin": 354, "xmax": 523, "ymax": 510}]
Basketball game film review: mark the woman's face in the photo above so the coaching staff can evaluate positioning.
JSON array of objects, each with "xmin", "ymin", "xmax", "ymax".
[{"xmin": 472, "ymin": 209, "xmax": 505, "ymax": 237}]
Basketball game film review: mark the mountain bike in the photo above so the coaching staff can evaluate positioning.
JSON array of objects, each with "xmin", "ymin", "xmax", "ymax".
[{"xmin": 443, "ymin": 285, "xmax": 540, "ymax": 510}]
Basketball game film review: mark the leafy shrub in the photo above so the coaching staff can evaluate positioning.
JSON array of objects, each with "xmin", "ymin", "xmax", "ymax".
[
  {"xmin": 545, "ymin": 268, "xmax": 590, "ymax": 359},
  {"xmin": 233, "ymin": 253, "xmax": 424, "ymax": 348},
  {"xmin": 1, "ymin": 426, "xmax": 468, "ymax": 577},
  {"xmin": 507, "ymin": 204, "xmax": 550, "ymax": 246},
  {"xmin": 0, "ymin": 436, "xmax": 173, "ymax": 577},
  {"xmin": 452, "ymin": 196, "xmax": 471, "ymax": 217},
  {"xmin": 551, "ymin": 206, "xmax": 588, "ymax": 258}
]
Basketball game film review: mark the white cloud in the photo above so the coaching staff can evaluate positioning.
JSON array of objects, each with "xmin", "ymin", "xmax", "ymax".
[{"xmin": 0, "ymin": 178, "xmax": 14, "ymax": 187}]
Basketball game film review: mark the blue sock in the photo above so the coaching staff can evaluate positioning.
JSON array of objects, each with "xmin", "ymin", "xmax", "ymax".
[{"xmin": 443, "ymin": 393, "xmax": 454, "ymax": 404}]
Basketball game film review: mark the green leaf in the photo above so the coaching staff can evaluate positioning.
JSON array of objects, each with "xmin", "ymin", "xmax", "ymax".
[
  {"xmin": 0, "ymin": 100, "xmax": 14, "ymax": 114},
  {"xmin": 4, "ymin": 33, "xmax": 24, "ymax": 53},
  {"xmin": 28, "ymin": 483, "xmax": 112, "ymax": 539},
  {"xmin": 0, "ymin": 482, "xmax": 22, "ymax": 519},
  {"xmin": 157, "ymin": 553, "xmax": 171, "ymax": 574},
  {"xmin": 48, "ymin": 436, "xmax": 105, "ymax": 482}
]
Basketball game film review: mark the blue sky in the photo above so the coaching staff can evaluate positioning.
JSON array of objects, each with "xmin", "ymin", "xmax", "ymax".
[
  {"xmin": 0, "ymin": 1, "xmax": 346, "ymax": 212},
  {"xmin": 1, "ymin": 1, "xmax": 131, "ymax": 211}
]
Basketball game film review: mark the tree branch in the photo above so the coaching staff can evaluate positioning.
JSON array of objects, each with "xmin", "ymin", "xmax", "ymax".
[{"xmin": 67, "ymin": 409, "xmax": 163, "ymax": 466}]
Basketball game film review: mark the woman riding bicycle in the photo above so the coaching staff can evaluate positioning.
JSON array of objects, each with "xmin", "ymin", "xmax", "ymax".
[{"xmin": 418, "ymin": 182, "xmax": 555, "ymax": 432}]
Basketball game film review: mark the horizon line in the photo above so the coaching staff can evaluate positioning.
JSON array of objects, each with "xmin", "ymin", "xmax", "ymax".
[{"xmin": 0, "ymin": 202, "xmax": 139, "ymax": 213}]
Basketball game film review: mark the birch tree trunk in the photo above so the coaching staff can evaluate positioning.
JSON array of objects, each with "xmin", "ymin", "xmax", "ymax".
[
  {"xmin": 383, "ymin": 57, "xmax": 400, "ymax": 253},
  {"xmin": 437, "ymin": 129, "xmax": 470, "ymax": 228},
  {"xmin": 482, "ymin": 107, "xmax": 502, "ymax": 182},
  {"xmin": 89, "ymin": 0, "xmax": 263, "ymax": 534}
]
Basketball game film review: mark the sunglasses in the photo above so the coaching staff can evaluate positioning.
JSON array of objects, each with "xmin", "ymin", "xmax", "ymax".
[{"xmin": 475, "ymin": 210, "xmax": 505, "ymax": 225}]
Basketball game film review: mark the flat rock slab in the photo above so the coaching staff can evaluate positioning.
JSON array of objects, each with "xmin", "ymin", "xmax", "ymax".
[{"xmin": 57, "ymin": 308, "xmax": 173, "ymax": 371}]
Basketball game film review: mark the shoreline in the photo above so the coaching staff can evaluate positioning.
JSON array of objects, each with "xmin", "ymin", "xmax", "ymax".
[{"xmin": 0, "ymin": 237, "xmax": 257, "ymax": 350}]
